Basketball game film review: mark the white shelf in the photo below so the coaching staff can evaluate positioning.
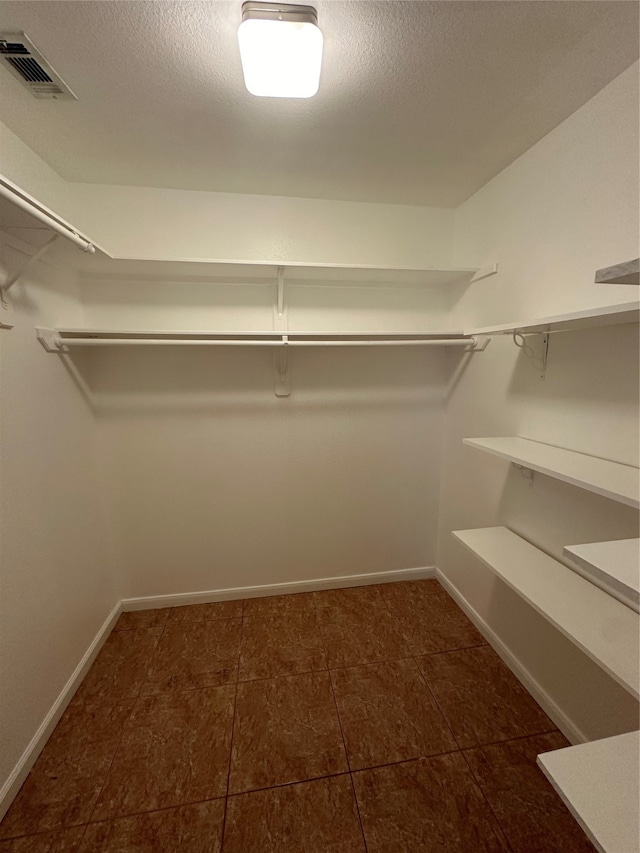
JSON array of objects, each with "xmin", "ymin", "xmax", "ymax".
[
  {"xmin": 69, "ymin": 252, "xmax": 482, "ymax": 287},
  {"xmin": 468, "ymin": 301, "xmax": 639, "ymax": 336},
  {"xmin": 563, "ymin": 539, "xmax": 640, "ymax": 613},
  {"xmin": 595, "ymin": 258, "xmax": 639, "ymax": 286},
  {"xmin": 463, "ymin": 437, "xmax": 640, "ymax": 509},
  {"xmin": 538, "ymin": 731, "xmax": 640, "ymax": 853},
  {"xmin": 452, "ymin": 527, "xmax": 640, "ymax": 699}
]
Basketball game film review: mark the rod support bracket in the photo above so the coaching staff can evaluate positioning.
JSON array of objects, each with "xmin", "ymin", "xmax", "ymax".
[
  {"xmin": 36, "ymin": 327, "xmax": 64, "ymax": 353},
  {"xmin": 274, "ymin": 340, "xmax": 291, "ymax": 397}
]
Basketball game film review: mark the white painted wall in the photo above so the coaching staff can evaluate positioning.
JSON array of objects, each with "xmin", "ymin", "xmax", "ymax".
[
  {"xmin": 0, "ymin": 246, "xmax": 116, "ymax": 810},
  {"xmin": 69, "ymin": 182, "xmax": 455, "ymax": 267},
  {"xmin": 77, "ymin": 275, "xmax": 451, "ymax": 597},
  {"xmin": 439, "ymin": 64, "xmax": 640, "ymax": 743}
]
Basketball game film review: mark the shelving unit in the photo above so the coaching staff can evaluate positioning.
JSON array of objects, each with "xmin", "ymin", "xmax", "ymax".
[
  {"xmin": 538, "ymin": 731, "xmax": 640, "ymax": 853},
  {"xmin": 452, "ymin": 527, "xmax": 640, "ymax": 699},
  {"xmin": 467, "ymin": 301, "xmax": 639, "ymax": 336},
  {"xmin": 463, "ymin": 437, "xmax": 640, "ymax": 509},
  {"xmin": 595, "ymin": 258, "xmax": 639, "ymax": 286},
  {"xmin": 563, "ymin": 539, "xmax": 640, "ymax": 612}
]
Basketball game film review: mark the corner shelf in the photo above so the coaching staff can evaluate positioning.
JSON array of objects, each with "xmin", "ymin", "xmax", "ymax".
[
  {"xmin": 563, "ymin": 539, "xmax": 640, "ymax": 613},
  {"xmin": 538, "ymin": 731, "xmax": 640, "ymax": 853},
  {"xmin": 467, "ymin": 301, "xmax": 639, "ymax": 336},
  {"xmin": 452, "ymin": 527, "xmax": 640, "ymax": 699},
  {"xmin": 463, "ymin": 437, "xmax": 640, "ymax": 509}
]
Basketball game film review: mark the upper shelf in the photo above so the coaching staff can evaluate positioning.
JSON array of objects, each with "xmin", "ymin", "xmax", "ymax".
[
  {"xmin": 538, "ymin": 731, "xmax": 640, "ymax": 853},
  {"xmin": 468, "ymin": 301, "xmax": 639, "ymax": 336},
  {"xmin": 563, "ymin": 539, "xmax": 640, "ymax": 613},
  {"xmin": 595, "ymin": 258, "xmax": 639, "ymax": 286},
  {"xmin": 463, "ymin": 437, "xmax": 640, "ymax": 509}
]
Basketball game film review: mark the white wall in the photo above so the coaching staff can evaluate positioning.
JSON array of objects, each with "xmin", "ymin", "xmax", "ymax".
[
  {"xmin": 439, "ymin": 64, "xmax": 640, "ymax": 743},
  {"xmin": 77, "ymin": 275, "xmax": 451, "ymax": 597},
  {"xmin": 0, "ymin": 245, "xmax": 116, "ymax": 811}
]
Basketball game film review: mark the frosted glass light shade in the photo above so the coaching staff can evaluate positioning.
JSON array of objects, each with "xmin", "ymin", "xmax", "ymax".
[{"xmin": 238, "ymin": 15, "xmax": 323, "ymax": 98}]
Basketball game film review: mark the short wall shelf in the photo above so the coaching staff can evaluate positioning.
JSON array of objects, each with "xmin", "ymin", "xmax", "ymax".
[
  {"xmin": 538, "ymin": 731, "xmax": 640, "ymax": 853},
  {"xmin": 468, "ymin": 301, "xmax": 639, "ymax": 336},
  {"xmin": 452, "ymin": 527, "xmax": 640, "ymax": 699},
  {"xmin": 563, "ymin": 539, "xmax": 640, "ymax": 613},
  {"xmin": 595, "ymin": 258, "xmax": 639, "ymax": 286},
  {"xmin": 463, "ymin": 437, "xmax": 640, "ymax": 509}
]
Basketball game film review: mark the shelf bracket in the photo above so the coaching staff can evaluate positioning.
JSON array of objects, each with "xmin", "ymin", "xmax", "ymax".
[
  {"xmin": 512, "ymin": 330, "xmax": 550, "ymax": 379},
  {"xmin": 470, "ymin": 263, "xmax": 498, "ymax": 284},
  {"xmin": 513, "ymin": 464, "xmax": 535, "ymax": 487},
  {"xmin": 273, "ymin": 265, "xmax": 288, "ymax": 332},
  {"xmin": 1, "ymin": 233, "xmax": 59, "ymax": 308},
  {"xmin": 274, "ymin": 335, "xmax": 291, "ymax": 397}
]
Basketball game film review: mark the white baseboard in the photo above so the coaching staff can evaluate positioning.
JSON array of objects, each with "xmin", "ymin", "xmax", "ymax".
[
  {"xmin": 436, "ymin": 568, "xmax": 587, "ymax": 746},
  {"xmin": 0, "ymin": 601, "xmax": 123, "ymax": 822},
  {"xmin": 121, "ymin": 566, "xmax": 436, "ymax": 611}
]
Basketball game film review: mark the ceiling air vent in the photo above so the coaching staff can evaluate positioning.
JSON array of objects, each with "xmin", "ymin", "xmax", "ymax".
[{"xmin": 0, "ymin": 32, "xmax": 76, "ymax": 99}]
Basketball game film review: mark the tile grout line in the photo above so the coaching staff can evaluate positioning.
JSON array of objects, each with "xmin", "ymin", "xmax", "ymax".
[
  {"xmin": 220, "ymin": 609, "xmax": 244, "ymax": 848},
  {"xmin": 71, "ymin": 621, "xmax": 168, "ymax": 831},
  {"xmin": 458, "ymin": 748, "xmax": 517, "ymax": 853},
  {"xmin": 327, "ymin": 668, "xmax": 370, "ymax": 853}
]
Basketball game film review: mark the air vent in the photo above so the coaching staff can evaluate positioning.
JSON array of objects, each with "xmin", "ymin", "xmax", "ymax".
[{"xmin": 0, "ymin": 32, "xmax": 76, "ymax": 99}]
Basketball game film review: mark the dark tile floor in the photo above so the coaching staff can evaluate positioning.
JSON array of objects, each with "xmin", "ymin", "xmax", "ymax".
[{"xmin": 0, "ymin": 580, "xmax": 596, "ymax": 852}]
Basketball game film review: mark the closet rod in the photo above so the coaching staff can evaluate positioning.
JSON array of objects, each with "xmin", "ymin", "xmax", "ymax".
[
  {"xmin": 0, "ymin": 177, "xmax": 95, "ymax": 254},
  {"xmin": 52, "ymin": 337, "xmax": 478, "ymax": 348}
]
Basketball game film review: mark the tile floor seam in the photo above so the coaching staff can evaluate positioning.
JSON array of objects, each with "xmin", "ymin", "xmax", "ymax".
[
  {"xmin": 236, "ymin": 664, "xmax": 330, "ymax": 685},
  {"xmin": 327, "ymin": 667, "xmax": 369, "ymax": 852},
  {"xmin": 458, "ymin": 745, "xmax": 517, "ymax": 853},
  {"xmin": 80, "ymin": 694, "xmax": 140, "ymax": 830},
  {"xmin": 411, "ymin": 654, "xmax": 464, "ymax": 752},
  {"xmin": 221, "ymin": 615, "xmax": 243, "ymax": 846}
]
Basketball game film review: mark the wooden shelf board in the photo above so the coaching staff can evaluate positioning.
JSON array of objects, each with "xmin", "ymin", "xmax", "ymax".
[
  {"xmin": 538, "ymin": 731, "xmax": 640, "ymax": 853},
  {"xmin": 463, "ymin": 437, "xmax": 640, "ymax": 509},
  {"xmin": 468, "ymin": 301, "xmax": 639, "ymax": 336},
  {"xmin": 452, "ymin": 527, "xmax": 640, "ymax": 699},
  {"xmin": 564, "ymin": 539, "xmax": 640, "ymax": 613}
]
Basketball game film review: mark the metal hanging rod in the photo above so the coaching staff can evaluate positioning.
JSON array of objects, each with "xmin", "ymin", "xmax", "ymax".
[
  {"xmin": 0, "ymin": 176, "xmax": 95, "ymax": 254},
  {"xmin": 36, "ymin": 328, "xmax": 489, "ymax": 353}
]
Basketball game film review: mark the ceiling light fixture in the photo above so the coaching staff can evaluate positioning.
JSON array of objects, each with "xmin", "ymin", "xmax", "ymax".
[{"xmin": 238, "ymin": 2, "xmax": 323, "ymax": 98}]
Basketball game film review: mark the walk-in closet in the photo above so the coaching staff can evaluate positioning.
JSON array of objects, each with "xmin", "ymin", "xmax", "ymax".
[{"xmin": 0, "ymin": 2, "xmax": 638, "ymax": 851}]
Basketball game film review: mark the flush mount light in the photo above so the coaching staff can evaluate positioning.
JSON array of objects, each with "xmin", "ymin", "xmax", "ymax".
[{"xmin": 238, "ymin": 2, "xmax": 323, "ymax": 98}]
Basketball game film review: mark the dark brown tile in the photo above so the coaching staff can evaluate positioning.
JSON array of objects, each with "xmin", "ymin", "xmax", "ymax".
[
  {"xmin": 167, "ymin": 600, "xmax": 243, "ymax": 624},
  {"xmin": 113, "ymin": 609, "xmax": 171, "ymax": 632},
  {"xmin": 418, "ymin": 646, "xmax": 555, "ymax": 748},
  {"xmin": 383, "ymin": 581, "xmax": 486, "ymax": 654},
  {"xmin": 315, "ymin": 587, "xmax": 410, "ymax": 668},
  {"xmin": 464, "ymin": 732, "xmax": 597, "ymax": 852},
  {"xmin": 331, "ymin": 659, "xmax": 457, "ymax": 770},
  {"xmin": 78, "ymin": 799, "xmax": 225, "ymax": 852},
  {"xmin": 72, "ymin": 628, "xmax": 163, "ymax": 707},
  {"xmin": 93, "ymin": 686, "xmax": 234, "ymax": 819},
  {"xmin": 142, "ymin": 618, "xmax": 241, "ymax": 694},
  {"xmin": 229, "ymin": 672, "xmax": 347, "ymax": 794},
  {"xmin": 313, "ymin": 584, "xmax": 384, "ymax": 612},
  {"xmin": 0, "ymin": 826, "xmax": 85, "ymax": 852},
  {"xmin": 243, "ymin": 592, "xmax": 316, "ymax": 617},
  {"xmin": 353, "ymin": 754, "xmax": 509, "ymax": 852},
  {"xmin": 239, "ymin": 612, "xmax": 326, "ymax": 681},
  {"xmin": 224, "ymin": 775, "xmax": 366, "ymax": 852},
  {"xmin": 0, "ymin": 701, "xmax": 134, "ymax": 839}
]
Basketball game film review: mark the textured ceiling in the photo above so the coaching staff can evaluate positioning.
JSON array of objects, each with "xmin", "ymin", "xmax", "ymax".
[{"xmin": 0, "ymin": 1, "xmax": 637, "ymax": 207}]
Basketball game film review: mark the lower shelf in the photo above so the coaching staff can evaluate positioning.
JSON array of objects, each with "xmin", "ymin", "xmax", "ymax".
[
  {"xmin": 563, "ymin": 539, "xmax": 640, "ymax": 613},
  {"xmin": 452, "ymin": 527, "xmax": 640, "ymax": 699},
  {"xmin": 538, "ymin": 731, "xmax": 640, "ymax": 853}
]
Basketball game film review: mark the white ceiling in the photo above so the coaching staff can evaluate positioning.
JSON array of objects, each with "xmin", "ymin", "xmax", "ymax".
[{"xmin": 0, "ymin": 1, "xmax": 637, "ymax": 207}]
